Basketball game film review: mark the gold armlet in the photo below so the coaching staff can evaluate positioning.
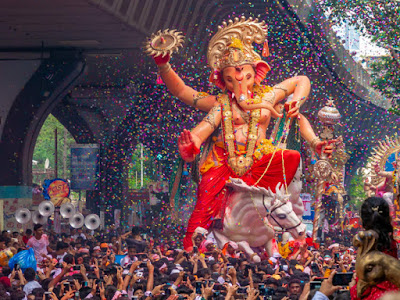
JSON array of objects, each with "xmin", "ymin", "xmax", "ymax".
[
  {"xmin": 202, "ymin": 106, "xmax": 220, "ymax": 130},
  {"xmin": 193, "ymin": 92, "xmax": 210, "ymax": 107},
  {"xmin": 263, "ymin": 90, "xmax": 275, "ymax": 105},
  {"xmin": 273, "ymin": 84, "xmax": 288, "ymax": 98},
  {"xmin": 158, "ymin": 62, "xmax": 172, "ymax": 74}
]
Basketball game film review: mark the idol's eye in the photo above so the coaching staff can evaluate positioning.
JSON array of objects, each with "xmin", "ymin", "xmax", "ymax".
[
  {"xmin": 246, "ymin": 73, "xmax": 252, "ymax": 80},
  {"xmin": 226, "ymin": 77, "xmax": 233, "ymax": 82},
  {"xmin": 277, "ymin": 214, "xmax": 286, "ymax": 219}
]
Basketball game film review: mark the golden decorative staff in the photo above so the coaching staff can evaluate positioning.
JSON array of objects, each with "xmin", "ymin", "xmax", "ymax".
[{"xmin": 312, "ymin": 99, "xmax": 348, "ymax": 241}]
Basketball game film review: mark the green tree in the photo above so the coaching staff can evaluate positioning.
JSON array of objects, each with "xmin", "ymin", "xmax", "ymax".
[
  {"xmin": 320, "ymin": 0, "xmax": 400, "ymax": 110},
  {"xmin": 33, "ymin": 114, "xmax": 75, "ymax": 183},
  {"xmin": 126, "ymin": 145, "xmax": 157, "ymax": 190},
  {"xmin": 348, "ymin": 174, "xmax": 366, "ymax": 209}
]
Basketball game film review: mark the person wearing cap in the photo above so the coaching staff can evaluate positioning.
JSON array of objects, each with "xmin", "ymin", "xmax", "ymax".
[{"xmin": 222, "ymin": 241, "xmax": 239, "ymax": 258}]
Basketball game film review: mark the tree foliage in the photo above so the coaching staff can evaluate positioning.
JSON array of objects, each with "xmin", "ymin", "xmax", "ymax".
[
  {"xmin": 348, "ymin": 174, "xmax": 366, "ymax": 209},
  {"xmin": 126, "ymin": 145, "xmax": 157, "ymax": 190},
  {"xmin": 33, "ymin": 114, "xmax": 76, "ymax": 183},
  {"xmin": 320, "ymin": 0, "xmax": 400, "ymax": 110}
]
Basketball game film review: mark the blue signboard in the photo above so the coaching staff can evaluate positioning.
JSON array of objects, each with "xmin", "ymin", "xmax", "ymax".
[
  {"xmin": 70, "ymin": 144, "xmax": 99, "ymax": 190},
  {"xmin": 300, "ymin": 193, "xmax": 314, "ymax": 221}
]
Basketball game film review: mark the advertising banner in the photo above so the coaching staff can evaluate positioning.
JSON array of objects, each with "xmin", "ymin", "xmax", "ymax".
[{"xmin": 70, "ymin": 144, "xmax": 99, "ymax": 190}]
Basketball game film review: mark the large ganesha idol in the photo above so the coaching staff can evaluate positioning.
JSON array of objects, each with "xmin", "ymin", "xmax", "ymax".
[{"xmin": 145, "ymin": 16, "xmax": 333, "ymax": 258}]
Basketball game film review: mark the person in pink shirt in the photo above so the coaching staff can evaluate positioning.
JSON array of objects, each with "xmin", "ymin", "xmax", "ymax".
[{"xmin": 26, "ymin": 224, "xmax": 52, "ymax": 263}]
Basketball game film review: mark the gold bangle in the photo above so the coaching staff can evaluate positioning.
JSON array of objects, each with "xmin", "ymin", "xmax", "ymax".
[
  {"xmin": 309, "ymin": 137, "xmax": 321, "ymax": 151},
  {"xmin": 158, "ymin": 62, "xmax": 171, "ymax": 74}
]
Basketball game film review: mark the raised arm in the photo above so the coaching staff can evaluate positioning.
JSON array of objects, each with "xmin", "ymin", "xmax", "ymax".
[
  {"xmin": 272, "ymin": 75, "xmax": 311, "ymax": 107},
  {"xmin": 154, "ymin": 54, "xmax": 217, "ymax": 112},
  {"xmin": 375, "ymin": 163, "xmax": 393, "ymax": 179},
  {"xmin": 178, "ymin": 104, "xmax": 222, "ymax": 162}
]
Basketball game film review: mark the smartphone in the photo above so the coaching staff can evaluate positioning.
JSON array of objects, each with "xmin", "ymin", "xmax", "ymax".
[
  {"xmin": 137, "ymin": 253, "xmax": 148, "ymax": 260},
  {"xmin": 332, "ymin": 272, "xmax": 354, "ymax": 286},
  {"xmin": 139, "ymin": 262, "xmax": 147, "ymax": 268},
  {"xmin": 310, "ymin": 281, "xmax": 323, "ymax": 290},
  {"xmin": 195, "ymin": 281, "xmax": 202, "ymax": 294},
  {"xmin": 74, "ymin": 291, "xmax": 80, "ymax": 300},
  {"xmin": 259, "ymin": 287, "xmax": 266, "ymax": 296},
  {"xmin": 265, "ymin": 288, "xmax": 275, "ymax": 296},
  {"xmin": 244, "ymin": 264, "xmax": 253, "ymax": 277},
  {"xmin": 14, "ymin": 263, "xmax": 20, "ymax": 271},
  {"xmin": 83, "ymin": 281, "xmax": 88, "ymax": 287},
  {"xmin": 132, "ymin": 297, "xmax": 138, "ymax": 300},
  {"xmin": 73, "ymin": 265, "xmax": 81, "ymax": 271},
  {"xmin": 237, "ymin": 287, "xmax": 247, "ymax": 294},
  {"xmin": 44, "ymin": 292, "xmax": 52, "ymax": 300},
  {"xmin": 193, "ymin": 246, "xmax": 198, "ymax": 254},
  {"xmin": 311, "ymin": 263, "xmax": 319, "ymax": 273},
  {"xmin": 334, "ymin": 253, "xmax": 340, "ymax": 262}
]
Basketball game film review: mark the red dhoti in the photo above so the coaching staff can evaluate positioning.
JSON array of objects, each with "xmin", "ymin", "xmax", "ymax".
[{"xmin": 183, "ymin": 145, "xmax": 300, "ymax": 250}]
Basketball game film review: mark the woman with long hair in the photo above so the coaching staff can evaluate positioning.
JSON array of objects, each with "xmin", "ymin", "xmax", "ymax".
[{"xmin": 350, "ymin": 197, "xmax": 399, "ymax": 300}]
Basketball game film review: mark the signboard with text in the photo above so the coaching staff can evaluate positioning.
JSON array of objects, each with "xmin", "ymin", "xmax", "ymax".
[
  {"xmin": 70, "ymin": 144, "xmax": 99, "ymax": 190},
  {"xmin": 300, "ymin": 193, "xmax": 313, "ymax": 220}
]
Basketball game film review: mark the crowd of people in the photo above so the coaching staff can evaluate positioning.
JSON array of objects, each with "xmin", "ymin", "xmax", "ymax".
[{"xmin": 0, "ymin": 196, "xmax": 398, "ymax": 300}]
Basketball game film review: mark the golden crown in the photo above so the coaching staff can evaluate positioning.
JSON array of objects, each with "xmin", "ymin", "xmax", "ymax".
[{"xmin": 207, "ymin": 16, "xmax": 268, "ymax": 71}]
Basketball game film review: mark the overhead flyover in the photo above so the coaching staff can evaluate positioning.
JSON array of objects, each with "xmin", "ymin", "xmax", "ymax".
[{"xmin": 0, "ymin": 0, "xmax": 397, "ymax": 224}]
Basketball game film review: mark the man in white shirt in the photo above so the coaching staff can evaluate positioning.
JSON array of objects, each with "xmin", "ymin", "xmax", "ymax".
[
  {"xmin": 26, "ymin": 224, "xmax": 52, "ymax": 263},
  {"xmin": 55, "ymin": 241, "xmax": 68, "ymax": 263},
  {"xmin": 23, "ymin": 268, "xmax": 42, "ymax": 295},
  {"xmin": 120, "ymin": 245, "xmax": 138, "ymax": 268}
]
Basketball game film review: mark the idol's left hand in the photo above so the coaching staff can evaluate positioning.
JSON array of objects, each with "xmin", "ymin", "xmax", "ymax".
[
  {"xmin": 315, "ymin": 140, "xmax": 336, "ymax": 159},
  {"xmin": 285, "ymin": 101, "xmax": 300, "ymax": 119}
]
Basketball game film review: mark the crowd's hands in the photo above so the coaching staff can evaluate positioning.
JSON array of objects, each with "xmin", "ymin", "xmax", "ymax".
[
  {"xmin": 201, "ymin": 281, "xmax": 214, "ymax": 299},
  {"xmin": 299, "ymin": 279, "xmax": 314, "ymax": 300},
  {"xmin": 246, "ymin": 287, "xmax": 259, "ymax": 300},
  {"xmin": 319, "ymin": 270, "xmax": 342, "ymax": 297},
  {"xmin": 99, "ymin": 282, "xmax": 105, "ymax": 299},
  {"xmin": 151, "ymin": 284, "xmax": 166, "ymax": 297},
  {"xmin": 93, "ymin": 258, "xmax": 100, "ymax": 279},
  {"xmin": 224, "ymin": 283, "xmax": 239, "ymax": 298},
  {"xmin": 44, "ymin": 291, "xmax": 58, "ymax": 300},
  {"xmin": 60, "ymin": 289, "xmax": 76, "ymax": 300}
]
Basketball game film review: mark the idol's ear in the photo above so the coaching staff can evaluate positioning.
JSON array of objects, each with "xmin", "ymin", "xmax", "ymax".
[
  {"xmin": 254, "ymin": 61, "xmax": 271, "ymax": 85},
  {"xmin": 209, "ymin": 70, "xmax": 225, "ymax": 90}
]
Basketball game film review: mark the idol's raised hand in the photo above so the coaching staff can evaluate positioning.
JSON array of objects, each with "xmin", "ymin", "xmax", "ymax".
[{"xmin": 178, "ymin": 129, "xmax": 200, "ymax": 162}]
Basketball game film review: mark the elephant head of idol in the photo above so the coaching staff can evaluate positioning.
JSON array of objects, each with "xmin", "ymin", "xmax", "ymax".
[
  {"xmin": 207, "ymin": 17, "xmax": 271, "ymax": 111},
  {"xmin": 353, "ymin": 230, "xmax": 400, "ymax": 298}
]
